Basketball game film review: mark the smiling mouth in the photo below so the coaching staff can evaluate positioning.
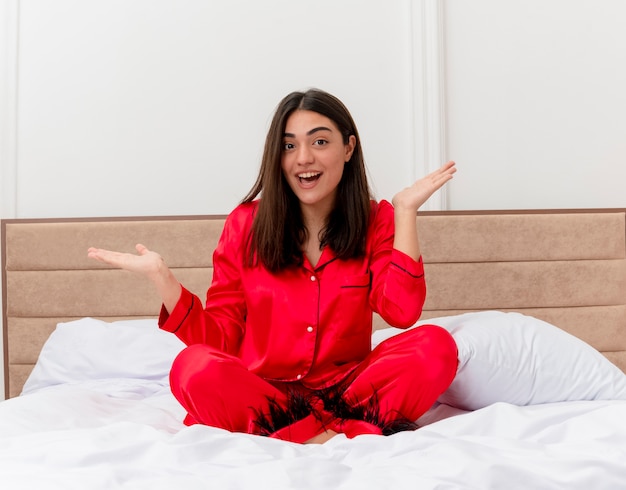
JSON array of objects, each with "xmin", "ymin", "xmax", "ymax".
[{"xmin": 298, "ymin": 171, "xmax": 322, "ymax": 183}]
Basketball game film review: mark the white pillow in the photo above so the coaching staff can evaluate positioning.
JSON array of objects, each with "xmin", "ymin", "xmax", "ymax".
[
  {"xmin": 22, "ymin": 318, "xmax": 185, "ymax": 395},
  {"xmin": 372, "ymin": 311, "xmax": 626, "ymax": 410}
]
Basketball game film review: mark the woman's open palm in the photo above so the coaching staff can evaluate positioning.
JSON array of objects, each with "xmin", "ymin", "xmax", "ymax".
[
  {"xmin": 87, "ymin": 244, "xmax": 165, "ymax": 280},
  {"xmin": 393, "ymin": 161, "xmax": 456, "ymax": 212}
]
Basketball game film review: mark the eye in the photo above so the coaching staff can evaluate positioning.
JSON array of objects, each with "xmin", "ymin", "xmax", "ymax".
[
  {"xmin": 313, "ymin": 139, "xmax": 328, "ymax": 146},
  {"xmin": 283, "ymin": 142, "xmax": 295, "ymax": 151}
]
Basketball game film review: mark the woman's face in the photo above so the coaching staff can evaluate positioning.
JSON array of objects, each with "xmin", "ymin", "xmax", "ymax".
[{"xmin": 281, "ymin": 110, "xmax": 355, "ymax": 218}]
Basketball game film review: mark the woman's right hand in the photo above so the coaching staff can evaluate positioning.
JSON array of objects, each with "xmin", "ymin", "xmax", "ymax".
[
  {"xmin": 87, "ymin": 244, "xmax": 182, "ymax": 312},
  {"xmin": 87, "ymin": 244, "xmax": 165, "ymax": 280}
]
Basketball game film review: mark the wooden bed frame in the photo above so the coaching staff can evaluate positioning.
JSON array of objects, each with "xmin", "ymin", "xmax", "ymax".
[{"xmin": 3, "ymin": 209, "xmax": 626, "ymax": 399}]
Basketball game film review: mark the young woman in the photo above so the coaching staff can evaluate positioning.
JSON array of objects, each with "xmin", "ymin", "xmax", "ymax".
[{"xmin": 88, "ymin": 89, "xmax": 458, "ymax": 444}]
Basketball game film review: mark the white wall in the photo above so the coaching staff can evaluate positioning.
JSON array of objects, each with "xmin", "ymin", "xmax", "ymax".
[
  {"xmin": 1, "ymin": 0, "xmax": 625, "ymax": 397},
  {"xmin": 444, "ymin": 0, "xmax": 626, "ymax": 209},
  {"xmin": 4, "ymin": 0, "xmax": 425, "ymax": 219},
  {"xmin": 6, "ymin": 0, "xmax": 624, "ymax": 219}
]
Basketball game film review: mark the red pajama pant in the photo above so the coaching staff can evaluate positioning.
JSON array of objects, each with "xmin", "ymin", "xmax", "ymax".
[{"xmin": 169, "ymin": 324, "xmax": 458, "ymax": 443}]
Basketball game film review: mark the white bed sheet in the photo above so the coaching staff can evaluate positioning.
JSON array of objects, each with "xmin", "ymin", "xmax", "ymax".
[
  {"xmin": 1, "ymin": 380, "xmax": 625, "ymax": 490},
  {"xmin": 3, "ymin": 314, "xmax": 626, "ymax": 489}
]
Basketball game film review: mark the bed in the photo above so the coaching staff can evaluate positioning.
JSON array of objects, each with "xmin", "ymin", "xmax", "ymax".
[{"xmin": 2, "ymin": 208, "xmax": 626, "ymax": 489}]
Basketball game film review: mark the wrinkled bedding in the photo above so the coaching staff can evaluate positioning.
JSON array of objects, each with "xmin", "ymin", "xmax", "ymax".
[
  {"xmin": 2, "ymin": 314, "xmax": 626, "ymax": 489},
  {"xmin": 1, "ymin": 383, "xmax": 625, "ymax": 489}
]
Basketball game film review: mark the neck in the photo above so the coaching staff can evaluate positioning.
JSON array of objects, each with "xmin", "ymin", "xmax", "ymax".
[
  {"xmin": 300, "ymin": 200, "xmax": 333, "ymax": 232},
  {"xmin": 300, "ymin": 205, "xmax": 329, "ymax": 265}
]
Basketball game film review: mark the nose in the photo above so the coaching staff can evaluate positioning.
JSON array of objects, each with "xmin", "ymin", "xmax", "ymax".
[{"xmin": 295, "ymin": 144, "xmax": 314, "ymax": 166}]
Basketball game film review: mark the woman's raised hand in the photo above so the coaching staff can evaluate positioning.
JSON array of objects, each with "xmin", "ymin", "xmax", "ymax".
[
  {"xmin": 87, "ymin": 244, "xmax": 182, "ymax": 311},
  {"xmin": 392, "ymin": 161, "xmax": 456, "ymax": 212},
  {"xmin": 391, "ymin": 161, "xmax": 457, "ymax": 261},
  {"xmin": 87, "ymin": 244, "xmax": 165, "ymax": 280}
]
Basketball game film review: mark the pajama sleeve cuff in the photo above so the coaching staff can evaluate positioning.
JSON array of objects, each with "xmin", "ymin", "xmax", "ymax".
[
  {"xmin": 390, "ymin": 249, "xmax": 424, "ymax": 279},
  {"xmin": 158, "ymin": 285, "xmax": 196, "ymax": 333}
]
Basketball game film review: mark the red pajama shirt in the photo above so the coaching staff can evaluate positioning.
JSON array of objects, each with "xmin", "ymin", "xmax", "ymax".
[{"xmin": 159, "ymin": 199, "xmax": 458, "ymax": 442}]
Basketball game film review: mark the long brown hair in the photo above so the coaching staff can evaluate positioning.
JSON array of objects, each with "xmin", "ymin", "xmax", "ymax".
[{"xmin": 241, "ymin": 89, "xmax": 373, "ymax": 272}]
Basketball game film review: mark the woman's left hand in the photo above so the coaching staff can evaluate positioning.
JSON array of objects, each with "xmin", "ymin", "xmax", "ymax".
[{"xmin": 392, "ymin": 161, "xmax": 456, "ymax": 212}]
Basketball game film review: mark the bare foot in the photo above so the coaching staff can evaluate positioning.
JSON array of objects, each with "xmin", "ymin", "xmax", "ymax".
[{"xmin": 304, "ymin": 430, "xmax": 338, "ymax": 444}]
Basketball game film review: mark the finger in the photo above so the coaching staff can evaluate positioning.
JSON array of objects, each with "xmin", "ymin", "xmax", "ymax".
[
  {"xmin": 434, "ymin": 163, "xmax": 456, "ymax": 182},
  {"xmin": 87, "ymin": 247, "xmax": 109, "ymax": 258},
  {"xmin": 87, "ymin": 248, "xmax": 115, "ymax": 265},
  {"xmin": 426, "ymin": 172, "xmax": 454, "ymax": 193},
  {"xmin": 426, "ymin": 163, "xmax": 454, "ymax": 182},
  {"xmin": 437, "ymin": 161, "xmax": 456, "ymax": 176},
  {"xmin": 437, "ymin": 171, "xmax": 455, "ymax": 185},
  {"xmin": 91, "ymin": 247, "xmax": 131, "ymax": 264},
  {"xmin": 135, "ymin": 243, "xmax": 149, "ymax": 255}
]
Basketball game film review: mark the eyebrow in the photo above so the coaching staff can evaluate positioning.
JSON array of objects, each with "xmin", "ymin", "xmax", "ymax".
[{"xmin": 283, "ymin": 126, "xmax": 334, "ymax": 138}]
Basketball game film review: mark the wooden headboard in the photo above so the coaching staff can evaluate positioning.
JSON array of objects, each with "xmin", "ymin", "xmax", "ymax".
[{"xmin": 3, "ymin": 209, "xmax": 626, "ymax": 398}]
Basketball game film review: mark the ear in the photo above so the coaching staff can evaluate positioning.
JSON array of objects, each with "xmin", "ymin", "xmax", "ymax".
[{"xmin": 344, "ymin": 135, "xmax": 356, "ymax": 163}]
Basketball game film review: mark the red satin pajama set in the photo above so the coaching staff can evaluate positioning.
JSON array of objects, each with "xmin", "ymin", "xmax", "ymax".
[{"xmin": 159, "ymin": 200, "xmax": 458, "ymax": 443}]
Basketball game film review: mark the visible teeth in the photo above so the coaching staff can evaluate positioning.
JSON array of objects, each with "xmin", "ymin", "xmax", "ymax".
[{"xmin": 298, "ymin": 172, "xmax": 321, "ymax": 179}]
